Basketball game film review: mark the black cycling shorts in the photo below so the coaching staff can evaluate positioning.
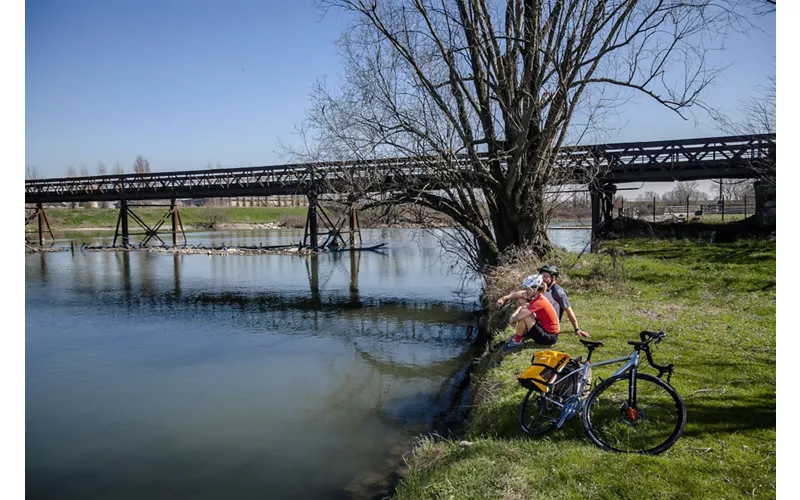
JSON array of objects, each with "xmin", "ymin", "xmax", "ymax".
[{"xmin": 526, "ymin": 322, "xmax": 559, "ymax": 346}]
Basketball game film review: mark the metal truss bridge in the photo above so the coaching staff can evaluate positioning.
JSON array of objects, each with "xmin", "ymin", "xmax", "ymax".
[
  {"xmin": 24, "ymin": 133, "xmax": 775, "ymax": 248},
  {"xmin": 26, "ymin": 134, "xmax": 774, "ymax": 204}
]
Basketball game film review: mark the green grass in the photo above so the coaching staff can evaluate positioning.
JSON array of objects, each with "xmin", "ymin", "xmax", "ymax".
[
  {"xmin": 30, "ymin": 206, "xmax": 309, "ymax": 229},
  {"xmin": 394, "ymin": 238, "xmax": 775, "ymax": 500},
  {"xmin": 695, "ymin": 214, "xmax": 748, "ymax": 223}
]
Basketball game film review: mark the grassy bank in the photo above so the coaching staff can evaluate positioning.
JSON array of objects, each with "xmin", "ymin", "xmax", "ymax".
[
  {"xmin": 29, "ymin": 206, "xmax": 309, "ymax": 229},
  {"xmin": 394, "ymin": 238, "xmax": 776, "ymax": 499}
]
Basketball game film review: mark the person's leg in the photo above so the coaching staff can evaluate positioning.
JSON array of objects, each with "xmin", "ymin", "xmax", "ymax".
[
  {"xmin": 504, "ymin": 315, "xmax": 536, "ymax": 351},
  {"xmin": 526, "ymin": 323, "xmax": 558, "ymax": 347},
  {"xmin": 509, "ymin": 298, "xmax": 532, "ymax": 338},
  {"xmin": 515, "ymin": 315, "xmax": 535, "ymax": 339},
  {"xmin": 510, "ymin": 298, "xmax": 528, "ymax": 322}
]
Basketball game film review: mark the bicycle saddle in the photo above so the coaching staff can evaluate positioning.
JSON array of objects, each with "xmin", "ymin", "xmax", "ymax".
[{"xmin": 580, "ymin": 340, "xmax": 605, "ymax": 348}]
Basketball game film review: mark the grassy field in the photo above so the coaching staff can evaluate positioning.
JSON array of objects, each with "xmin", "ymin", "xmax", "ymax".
[
  {"xmin": 394, "ymin": 238, "xmax": 776, "ymax": 499},
  {"xmin": 28, "ymin": 206, "xmax": 309, "ymax": 229}
]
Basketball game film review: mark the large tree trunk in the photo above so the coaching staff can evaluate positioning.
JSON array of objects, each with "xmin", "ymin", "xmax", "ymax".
[{"xmin": 297, "ymin": 0, "xmax": 749, "ymax": 272}]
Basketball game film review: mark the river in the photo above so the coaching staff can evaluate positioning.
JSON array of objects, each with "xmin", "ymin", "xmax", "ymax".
[{"xmin": 25, "ymin": 226, "xmax": 590, "ymax": 499}]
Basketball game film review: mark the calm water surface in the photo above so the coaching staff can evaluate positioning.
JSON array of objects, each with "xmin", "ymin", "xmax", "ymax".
[{"xmin": 26, "ymin": 227, "xmax": 589, "ymax": 499}]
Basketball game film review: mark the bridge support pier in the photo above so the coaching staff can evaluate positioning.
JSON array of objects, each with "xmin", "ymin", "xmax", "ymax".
[
  {"xmin": 114, "ymin": 199, "xmax": 130, "ymax": 248},
  {"xmin": 304, "ymin": 192, "xmax": 319, "ymax": 250},
  {"xmin": 590, "ymin": 182, "xmax": 616, "ymax": 252},
  {"xmin": 171, "ymin": 198, "xmax": 179, "ymax": 247},
  {"xmin": 754, "ymin": 180, "xmax": 776, "ymax": 227},
  {"xmin": 112, "ymin": 200, "xmax": 186, "ymax": 248},
  {"xmin": 25, "ymin": 203, "xmax": 55, "ymax": 247}
]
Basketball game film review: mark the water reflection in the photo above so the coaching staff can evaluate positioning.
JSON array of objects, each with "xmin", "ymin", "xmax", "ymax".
[
  {"xmin": 27, "ymin": 226, "xmax": 591, "ymax": 498},
  {"xmin": 26, "ymin": 230, "xmax": 481, "ymax": 499}
]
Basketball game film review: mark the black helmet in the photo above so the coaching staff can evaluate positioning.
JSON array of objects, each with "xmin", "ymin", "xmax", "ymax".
[{"xmin": 538, "ymin": 264, "xmax": 559, "ymax": 278}]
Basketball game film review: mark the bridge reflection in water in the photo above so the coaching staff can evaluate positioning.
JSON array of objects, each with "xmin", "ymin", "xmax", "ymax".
[{"xmin": 26, "ymin": 236, "xmax": 480, "ymax": 498}]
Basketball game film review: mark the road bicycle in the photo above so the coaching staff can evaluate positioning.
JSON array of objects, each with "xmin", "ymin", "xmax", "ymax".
[{"xmin": 519, "ymin": 330, "xmax": 686, "ymax": 455}]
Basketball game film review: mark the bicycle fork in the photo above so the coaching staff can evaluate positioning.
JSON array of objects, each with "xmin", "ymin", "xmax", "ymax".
[{"xmin": 625, "ymin": 366, "xmax": 639, "ymax": 420}]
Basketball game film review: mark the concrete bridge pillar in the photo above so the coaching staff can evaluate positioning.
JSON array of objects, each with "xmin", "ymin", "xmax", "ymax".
[
  {"xmin": 590, "ymin": 182, "xmax": 616, "ymax": 251},
  {"xmin": 754, "ymin": 180, "xmax": 776, "ymax": 227}
]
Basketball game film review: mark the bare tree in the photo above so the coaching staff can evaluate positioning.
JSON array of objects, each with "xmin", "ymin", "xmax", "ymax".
[
  {"xmin": 663, "ymin": 181, "xmax": 707, "ymax": 203},
  {"xmin": 709, "ymin": 179, "xmax": 755, "ymax": 201},
  {"xmin": 113, "ymin": 161, "xmax": 125, "ymax": 175},
  {"xmin": 295, "ymin": 0, "xmax": 751, "ymax": 270},
  {"xmin": 133, "ymin": 155, "xmax": 151, "ymax": 174},
  {"xmin": 636, "ymin": 191, "xmax": 660, "ymax": 202},
  {"xmin": 97, "ymin": 162, "xmax": 107, "ymax": 175},
  {"xmin": 25, "ymin": 164, "xmax": 40, "ymax": 180},
  {"xmin": 714, "ymin": 74, "xmax": 775, "ymax": 136},
  {"xmin": 750, "ymin": 0, "xmax": 775, "ymax": 16}
]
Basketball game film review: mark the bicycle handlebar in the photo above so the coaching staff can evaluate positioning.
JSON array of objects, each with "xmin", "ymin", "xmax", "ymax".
[
  {"xmin": 640, "ymin": 330, "xmax": 666, "ymax": 343},
  {"xmin": 632, "ymin": 331, "xmax": 674, "ymax": 383}
]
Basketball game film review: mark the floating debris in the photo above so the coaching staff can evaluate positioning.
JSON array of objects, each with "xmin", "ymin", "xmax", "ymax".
[
  {"xmin": 25, "ymin": 244, "xmax": 67, "ymax": 253},
  {"xmin": 73, "ymin": 242, "xmax": 387, "ymax": 256}
]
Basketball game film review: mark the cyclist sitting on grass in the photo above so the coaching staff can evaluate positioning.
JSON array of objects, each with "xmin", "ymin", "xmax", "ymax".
[
  {"xmin": 537, "ymin": 264, "xmax": 590, "ymax": 338},
  {"xmin": 497, "ymin": 274, "xmax": 560, "ymax": 351}
]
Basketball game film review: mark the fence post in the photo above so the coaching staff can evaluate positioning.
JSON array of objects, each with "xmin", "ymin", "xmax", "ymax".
[
  {"xmin": 653, "ymin": 196, "xmax": 656, "ymax": 222},
  {"xmin": 721, "ymin": 197, "xmax": 725, "ymax": 222},
  {"xmin": 744, "ymin": 195, "xmax": 748, "ymax": 218},
  {"xmin": 686, "ymin": 195, "xmax": 689, "ymax": 222}
]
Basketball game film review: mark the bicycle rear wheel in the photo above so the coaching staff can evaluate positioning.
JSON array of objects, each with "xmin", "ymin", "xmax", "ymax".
[
  {"xmin": 582, "ymin": 373, "xmax": 686, "ymax": 454},
  {"xmin": 520, "ymin": 389, "xmax": 559, "ymax": 436}
]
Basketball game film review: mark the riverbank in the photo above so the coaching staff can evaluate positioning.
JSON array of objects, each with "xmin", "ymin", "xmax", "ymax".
[{"xmin": 392, "ymin": 238, "xmax": 776, "ymax": 499}]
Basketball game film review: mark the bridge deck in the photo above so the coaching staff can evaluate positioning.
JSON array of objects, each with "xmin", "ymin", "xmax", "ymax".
[{"xmin": 25, "ymin": 134, "xmax": 774, "ymax": 204}]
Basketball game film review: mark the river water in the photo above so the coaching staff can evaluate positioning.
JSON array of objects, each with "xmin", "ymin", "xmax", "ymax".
[{"xmin": 25, "ymin": 226, "xmax": 590, "ymax": 499}]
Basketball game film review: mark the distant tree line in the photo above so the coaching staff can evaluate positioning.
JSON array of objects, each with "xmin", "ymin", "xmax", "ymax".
[{"xmin": 635, "ymin": 180, "xmax": 756, "ymax": 203}]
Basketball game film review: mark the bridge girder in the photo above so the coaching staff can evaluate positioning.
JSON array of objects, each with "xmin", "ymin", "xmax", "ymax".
[{"xmin": 25, "ymin": 134, "xmax": 775, "ymax": 205}]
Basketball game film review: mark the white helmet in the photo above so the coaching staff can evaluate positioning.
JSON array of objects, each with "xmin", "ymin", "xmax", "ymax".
[{"xmin": 521, "ymin": 274, "xmax": 543, "ymax": 289}]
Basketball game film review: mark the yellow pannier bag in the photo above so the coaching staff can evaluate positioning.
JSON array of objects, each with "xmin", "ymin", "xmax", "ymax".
[{"xmin": 517, "ymin": 350, "xmax": 572, "ymax": 393}]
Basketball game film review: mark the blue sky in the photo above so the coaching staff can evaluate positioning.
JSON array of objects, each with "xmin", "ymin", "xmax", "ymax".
[{"xmin": 23, "ymin": 0, "xmax": 775, "ymax": 195}]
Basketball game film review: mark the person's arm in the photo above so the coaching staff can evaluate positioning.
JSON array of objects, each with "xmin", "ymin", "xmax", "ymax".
[
  {"xmin": 509, "ymin": 307, "xmax": 532, "ymax": 325},
  {"xmin": 564, "ymin": 306, "xmax": 590, "ymax": 337},
  {"xmin": 496, "ymin": 290, "xmax": 527, "ymax": 308}
]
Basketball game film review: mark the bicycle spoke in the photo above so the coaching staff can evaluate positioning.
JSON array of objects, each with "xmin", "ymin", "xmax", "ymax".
[
  {"xmin": 520, "ymin": 391, "xmax": 559, "ymax": 436},
  {"xmin": 584, "ymin": 373, "xmax": 685, "ymax": 454}
]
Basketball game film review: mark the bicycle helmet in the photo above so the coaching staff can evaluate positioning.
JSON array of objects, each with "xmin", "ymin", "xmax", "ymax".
[
  {"xmin": 521, "ymin": 274, "xmax": 543, "ymax": 289},
  {"xmin": 538, "ymin": 264, "xmax": 559, "ymax": 278}
]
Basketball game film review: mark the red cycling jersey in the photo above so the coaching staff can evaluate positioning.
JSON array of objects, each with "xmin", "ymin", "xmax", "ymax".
[{"xmin": 527, "ymin": 294, "xmax": 560, "ymax": 334}]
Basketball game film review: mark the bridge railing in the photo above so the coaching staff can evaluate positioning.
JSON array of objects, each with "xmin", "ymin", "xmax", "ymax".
[
  {"xmin": 25, "ymin": 134, "xmax": 775, "ymax": 201},
  {"xmin": 557, "ymin": 134, "xmax": 774, "ymax": 170}
]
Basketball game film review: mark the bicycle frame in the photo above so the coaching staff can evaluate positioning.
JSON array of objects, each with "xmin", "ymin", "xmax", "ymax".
[
  {"xmin": 537, "ymin": 350, "xmax": 641, "ymax": 421},
  {"xmin": 520, "ymin": 331, "xmax": 683, "ymax": 450}
]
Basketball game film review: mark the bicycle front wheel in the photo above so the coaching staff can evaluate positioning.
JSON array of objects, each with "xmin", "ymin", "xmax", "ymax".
[
  {"xmin": 583, "ymin": 373, "xmax": 686, "ymax": 454},
  {"xmin": 520, "ymin": 389, "xmax": 559, "ymax": 436}
]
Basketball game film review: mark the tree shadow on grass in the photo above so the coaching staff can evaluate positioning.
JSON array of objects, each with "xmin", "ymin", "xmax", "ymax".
[
  {"xmin": 622, "ymin": 245, "xmax": 775, "ymax": 266},
  {"xmin": 623, "ymin": 269, "xmax": 775, "ymax": 293},
  {"xmin": 681, "ymin": 392, "xmax": 775, "ymax": 438}
]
